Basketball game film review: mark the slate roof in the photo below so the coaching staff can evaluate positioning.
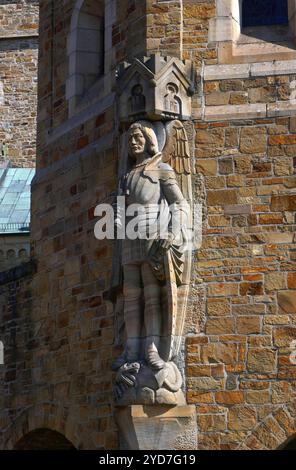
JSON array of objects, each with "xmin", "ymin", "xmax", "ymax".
[{"xmin": 0, "ymin": 167, "xmax": 35, "ymax": 234}]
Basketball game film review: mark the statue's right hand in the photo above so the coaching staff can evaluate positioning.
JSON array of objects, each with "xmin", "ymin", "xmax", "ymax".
[{"xmin": 113, "ymin": 200, "xmax": 124, "ymax": 229}]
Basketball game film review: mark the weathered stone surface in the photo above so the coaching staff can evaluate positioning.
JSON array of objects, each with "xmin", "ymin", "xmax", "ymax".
[
  {"xmin": 228, "ymin": 406, "xmax": 257, "ymax": 431},
  {"xmin": 207, "ymin": 189, "xmax": 238, "ymax": 206},
  {"xmin": 240, "ymin": 282, "xmax": 264, "ymax": 296},
  {"xmin": 197, "ymin": 414, "xmax": 227, "ymax": 432},
  {"xmin": 207, "ymin": 298, "xmax": 230, "ymax": 316},
  {"xmin": 251, "ymin": 60, "xmax": 296, "ymax": 77},
  {"xmin": 185, "ymin": 284, "xmax": 206, "ymax": 335},
  {"xmin": 265, "ymin": 273, "xmax": 286, "ymax": 292},
  {"xmin": 237, "ymin": 316, "xmax": 261, "ymax": 335},
  {"xmin": 196, "ymin": 128, "xmax": 225, "ymax": 146},
  {"xmin": 278, "ymin": 291, "xmax": 296, "ymax": 314},
  {"xmin": 265, "ymin": 233, "xmax": 293, "ymax": 244},
  {"xmin": 246, "ymin": 390, "xmax": 270, "ymax": 404},
  {"xmin": 219, "ymin": 158, "xmax": 233, "ymax": 174},
  {"xmin": 287, "ymin": 273, "xmax": 296, "ymax": 289},
  {"xmin": 196, "ymin": 159, "xmax": 218, "ymax": 176},
  {"xmin": 271, "ymin": 382, "xmax": 292, "ymax": 404},
  {"xmin": 215, "ymin": 391, "xmax": 244, "ymax": 405},
  {"xmin": 116, "ymin": 405, "xmax": 198, "ymax": 450},
  {"xmin": 206, "ymin": 91, "xmax": 230, "ymax": 106},
  {"xmin": 201, "ymin": 343, "xmax": 237, "ymax": 364},
  {"xmin": 249, "ymin": 86, "xmax": 275, "ymax": 104},
  {"xmin": 273, "ymin": 327, "xmax": 296, "ymax": 348},
  {"xmin": 205, "ymin": 104, "xmax": 266, "ymax": 121},
  {"xmin": 206, "ymin": 317, "xmax": 235, "ymax": 334},
  {"xmin": 229, "ymin": 92, "xmax": 248, "ymax": 105},
  {"xmin": 240, "ymin": 127, "xmax": 267, "ymax": 154},
  {"xmin": 247, "ymin": 348, "xmax": 277, "ymax": 373},
  {"xmin": 271, "ymin": 195, "xmax": 296, "ymax": 211},
  {"xmin": 187, "ymin": 363, "xmax": 225, "ymax": 379},
  {"xmin": 204, "ymin": 64, "xmax": 250, "ymax": 81}
]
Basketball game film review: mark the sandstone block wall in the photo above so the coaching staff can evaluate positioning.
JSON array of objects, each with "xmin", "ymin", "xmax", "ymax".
[
  {"xmin": 148, "ymin": 0, "xmax": 296, "ymax": 450},
  {"xmin": 0, "ymin": 0, "xmax": 38, "ymax": 167}
]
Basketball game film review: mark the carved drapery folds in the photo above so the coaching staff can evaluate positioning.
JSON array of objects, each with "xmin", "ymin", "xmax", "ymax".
[{"xmin": 111, "ymin": 54, "xmax": 195, "ymax": 406}]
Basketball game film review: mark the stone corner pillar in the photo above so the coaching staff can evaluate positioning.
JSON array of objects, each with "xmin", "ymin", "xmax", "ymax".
[{"xmin": 115, "ymin": 405, "xmax": 197, "ymax": 450}]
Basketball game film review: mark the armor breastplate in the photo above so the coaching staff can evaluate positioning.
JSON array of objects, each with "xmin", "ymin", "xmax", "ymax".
[{"xmin": 125, "ymin": 167, "xmax": 161, "ymax": 206}]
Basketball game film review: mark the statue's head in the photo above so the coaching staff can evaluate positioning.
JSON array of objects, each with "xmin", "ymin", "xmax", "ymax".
[{"xmin": 128, "ymin": 122, "xmax": 159, "ymax": 160}]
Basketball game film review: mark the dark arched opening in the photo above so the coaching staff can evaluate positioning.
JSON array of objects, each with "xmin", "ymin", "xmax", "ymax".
[
  {"xmin": 14, "ymin": 429, "xmax": 76, "ymax": 450},
  {"xmin": 278, "ymin": 434, "xmax": 296, "ymax": 450}
]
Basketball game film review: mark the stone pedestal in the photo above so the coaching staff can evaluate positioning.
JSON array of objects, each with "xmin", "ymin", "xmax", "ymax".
[{"xmin": 115, "ymin": 405, "xmax": 197, "ymax": 450}]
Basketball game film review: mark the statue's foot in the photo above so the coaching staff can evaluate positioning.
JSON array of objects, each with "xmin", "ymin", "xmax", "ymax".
[{"xmin": 146, "ymin": 348, "xmax": 165, "ymax": 370}]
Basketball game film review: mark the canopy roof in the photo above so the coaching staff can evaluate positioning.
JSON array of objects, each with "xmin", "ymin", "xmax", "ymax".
[{"xmin": 0, "ymin": 167, "xmax": 35, "ymax": 234}]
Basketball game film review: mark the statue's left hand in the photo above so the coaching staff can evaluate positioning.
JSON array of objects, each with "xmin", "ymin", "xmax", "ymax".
[
  {"xmin": 151, "ymin": 233, "xmax": 174, "ymax": 259},
  {"xmin": 157, "ymin": 239, "xmax": 171, "ymax": 254}
]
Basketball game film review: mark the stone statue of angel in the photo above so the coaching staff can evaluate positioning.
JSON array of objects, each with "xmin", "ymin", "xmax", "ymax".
[{"xmin": 109, "ymin": 119, "xmax": 193, "ymax": 404}]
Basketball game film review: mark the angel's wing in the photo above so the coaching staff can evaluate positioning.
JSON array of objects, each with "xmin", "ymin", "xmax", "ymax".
[
  {"xmin": 162, "ymin": 120, "xmax": 191, "ymax": 173},
  {"xmin": 160, "ymin": 120, "xmax": 194, "ymax": 362},
  {"xmin": 162, "ymin": 120, "xmax": 193, "ymax": 203}
]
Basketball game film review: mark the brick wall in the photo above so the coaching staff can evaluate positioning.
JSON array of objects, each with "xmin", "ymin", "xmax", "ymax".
[
  {"xmin": 0, "ymin": 263, "xmax": 35, "ymax": 448},
  {"xmin": 0, "ymin": 0, "xmax": 38, "ymax": 167},
  {"xmin": 189, "ymin": 109, "xmax": 296, "ymax": 449}
]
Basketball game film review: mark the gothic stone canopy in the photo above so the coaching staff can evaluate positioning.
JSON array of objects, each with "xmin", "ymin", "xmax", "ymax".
[{"xmin": 117, "ymin": 54, "xmax": 194, "ymax": 122}]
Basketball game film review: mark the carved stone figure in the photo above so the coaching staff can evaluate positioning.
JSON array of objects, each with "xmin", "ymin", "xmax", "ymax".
[
  {"xmin": 129, "ymin": 84, "xmax": 146, "ymax": 114},
  {"xmin": 164, "ymin": 83, "xmax": 180, "ymax": 114},
  {"xmin": 110, "ymin": 120, "xmax": 193, "ymax": 405}
]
